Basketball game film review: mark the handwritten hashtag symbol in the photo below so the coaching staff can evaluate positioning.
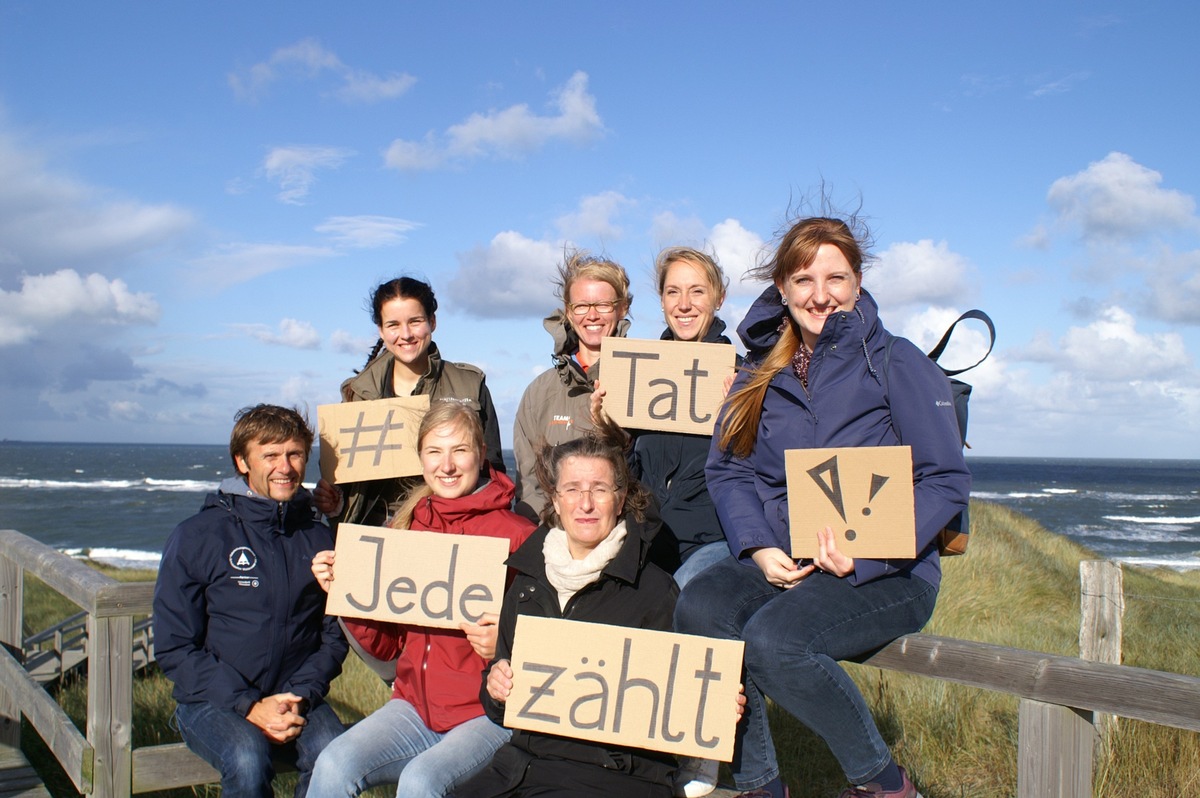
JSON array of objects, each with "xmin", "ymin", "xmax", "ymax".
[{"xmin": 339, "ymin": 409, "xmax": 405, "ymax": 468}]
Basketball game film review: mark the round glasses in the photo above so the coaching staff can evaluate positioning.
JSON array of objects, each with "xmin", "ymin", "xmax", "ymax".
[
  {"xmin": 568, "ymin": 301, "xmax": 619, "ymax": 316},
  {"xmin": 555, "ymin": 485, "xmax": 620, "ymax": 504}
]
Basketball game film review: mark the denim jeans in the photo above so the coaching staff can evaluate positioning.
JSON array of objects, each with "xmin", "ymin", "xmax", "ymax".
[
  {"xmin": 674, "ymin": 555, "xmax": 937, "ymax": 788},
  {"xmin": 174, "ymin": 699, "xmax": 344, "ymax": 798},
  {"xmin": 307, "ymin": 699, "xmax": 511, "ymax": 798},
  {"xmin": 672, "ymin": 540, "xmax": 731, "ymax": 590}
]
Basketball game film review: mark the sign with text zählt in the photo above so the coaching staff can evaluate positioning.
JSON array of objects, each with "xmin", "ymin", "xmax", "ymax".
[
  {"xmin": 505, "ymin": 615, "xmax": 744, "ymax": 761},
  {"xmin": 325, "ymin": 523, "xmax": 508, "ymax": 629},
  {"xmin": 786, "ymin": 446, "xmax": 915, "ymax": 559},
  {"xmin": 599, "ymin": 338, "xmax": 736, "ymax": 435},
  {"xmin": 318, "ymin": 396, "xmax": 429, "ymax": 484}
]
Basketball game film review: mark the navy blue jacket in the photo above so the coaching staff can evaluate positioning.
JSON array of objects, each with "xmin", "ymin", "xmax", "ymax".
[
  {"xmin": 706, "ymin": 287, "xmax": 970, "ymax": 588},
  {"xmin": 153, "ymin": 478, "xmax": 348, "ymax": 715}
]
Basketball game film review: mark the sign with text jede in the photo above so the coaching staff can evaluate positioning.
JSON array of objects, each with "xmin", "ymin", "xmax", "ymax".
[
  {"xmin": 317, "ymin": 396, "xmax": 429, "ymax": 484},
  {"xmin": 786, "ymin": 446, "xmax": 916, "ymax": 559},
  {"xmin": 325, "ymin": 523, "xmax": 508, "ymax": 629},
  {"xmin": 598, "ymin": 338, "xmax": 736, "ymax": 435},
  {"xmin": 505, "ymin": 616, "xmax": 745, "ymax": 761}
]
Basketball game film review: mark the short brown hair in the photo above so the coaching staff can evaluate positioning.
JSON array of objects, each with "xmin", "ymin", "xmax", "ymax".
[{"xmin": 229, "ymin": 404, "xmax": 314, "ymax": 468}]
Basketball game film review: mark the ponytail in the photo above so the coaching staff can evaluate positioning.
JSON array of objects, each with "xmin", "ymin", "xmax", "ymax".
[{"xmin": 717, "ymin": 322, "xmax": 802, "ymax": 459}]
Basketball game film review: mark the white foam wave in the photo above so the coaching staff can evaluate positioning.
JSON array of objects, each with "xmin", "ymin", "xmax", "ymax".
[
  {"xmin": 1117, "ymin": 556, "xmax": 1200, "ymax": 572},
  {"xmin": 1041, "ymin": 488, "xmax": 1077, "ymax": 495},
  {"xmin": 0, "ymin": 477, "xmax": 216, "ymax": 492},
  {"xmin": 62, "ymin": 547, "xmax": 161, "ymax": 570},
  {"xmin": 1103, "ymin": 515, "xmax": 1200, "ymax": 526}
]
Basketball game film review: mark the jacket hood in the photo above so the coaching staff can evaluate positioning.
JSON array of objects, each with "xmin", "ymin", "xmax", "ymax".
[
  {"xmin": 542, "ymin": 309, "xmax": 632, "ymax": 360},
  {"xmin": 506, "ymin": 508, "xmax": 661, "ymax": 587},
  {"xmin": 738, "ymin": 284, "xmax": 883, "ymax": 361},
  {"xmin": 411, "ymin": 462, "xmax": 518, "ymax": 530},
  {"xmin": 659, "ymin": 315, "xmax": 730, "ymax": 345}
]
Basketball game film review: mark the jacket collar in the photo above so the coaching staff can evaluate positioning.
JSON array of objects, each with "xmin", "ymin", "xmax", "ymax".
[
  {"xmin": 345, "ymin": 342, "xmax": 446, "ymax": 401},
  {"xmin": 658, "ymin": 315, "xmax": 731, "ymax": 345},
  {"xmin": 411, "ymin": 463, "xmax": 517, "ymax": 530},
  {"xmin": 737, "ymin": 285, "xmax": 882, "ymax": 360},
  {"xmin": 507, "ymin": 510, "xmax": 658, "ymax": 587}
]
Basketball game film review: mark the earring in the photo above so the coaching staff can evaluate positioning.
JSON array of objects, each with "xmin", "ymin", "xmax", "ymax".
[{"xmin": 780, "ymin": 295, "xmax": 787, "ymax": 306}]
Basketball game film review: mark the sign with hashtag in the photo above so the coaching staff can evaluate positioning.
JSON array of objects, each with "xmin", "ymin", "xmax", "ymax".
[
  {"xmin": 318, "ymin": 396, "xmax": 429, "ymax": 484},
  {"xmin": 785, "ymin": 446, "xmax": 916, "ymax": 559}
]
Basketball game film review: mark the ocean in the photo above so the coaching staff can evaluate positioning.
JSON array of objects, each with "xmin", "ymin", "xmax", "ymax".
[{"xmin": 1, "ymin": 442, "xmax": 1198, "ymax": 571}]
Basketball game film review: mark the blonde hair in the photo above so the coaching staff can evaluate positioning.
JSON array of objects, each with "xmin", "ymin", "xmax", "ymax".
[
  {"xmin": 390, "ymin": 400, "xmax": 486, "ymax": 529},
  {"xmin": 717, "ymin": 217, "xmax": 869, "ymax": 459},
  {"xmin": 555, "ymin": 249, "xmax": 632, "ymax": 316},
  {"xmin": 654, "ymin": 246, "xmax": 728, "ymax": 305}
]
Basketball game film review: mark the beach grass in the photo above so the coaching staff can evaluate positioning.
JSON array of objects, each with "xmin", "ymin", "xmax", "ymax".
[{"xmin": 17, "ymin": 500, "xmax": 1200, "ymax": 797}]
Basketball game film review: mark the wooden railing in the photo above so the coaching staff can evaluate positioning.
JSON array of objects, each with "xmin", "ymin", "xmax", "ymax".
[{"xmin": 3, "ymin": 527, "xmax": 1199, "ymax": 797}]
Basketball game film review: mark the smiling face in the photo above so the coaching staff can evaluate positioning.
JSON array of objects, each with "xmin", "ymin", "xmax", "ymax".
[
  {"xmin": 552, "ymin": 455, "xmax": 626, "ymax": 559},
  {"xmin": 566, "ymin": 278, "xmax": 623, "ymax": 360},
  {"xmin": 378, "ymin": 296, "xmax": 435, "ymax": 370},
  {"xmin": 661, "ymin": 259, "xmax": 721, "ymax": 342},
  {"xmin": 419, "ymin": 420, "xmax": 482, "ymax": 500},
  {"xmin": 235, "ymin": 437, "xmax": 308, "ymax": 502},
  {"xmin": 778, "ymin": 243, "xmax": 861, "ymax": 350}
]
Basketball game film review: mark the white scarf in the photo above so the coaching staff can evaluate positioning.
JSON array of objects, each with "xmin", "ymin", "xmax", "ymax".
[{"xmin": 542, "ymin": 520, "xmax": 629, "ymax": 611}]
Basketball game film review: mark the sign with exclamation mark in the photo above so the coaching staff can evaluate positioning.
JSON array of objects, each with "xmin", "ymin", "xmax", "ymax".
[{"xmin": 784, "ymin": 446, "xmax": 916, "ymax": 559}]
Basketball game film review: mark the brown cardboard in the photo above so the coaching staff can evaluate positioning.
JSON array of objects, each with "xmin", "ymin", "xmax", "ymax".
[
  {"xmin": 317, "ymin": 396, "xmax": 430, "ymax": 484},
  {"xmin": 786, "ymin": 446, "xmax": 916, "ymax": 559},
  {"xmin": 599, "ymin": 338, "xmax": 736, "ymax": 435},
  {"xmin": 325, "ymin": 522, "xmax": 509, "ymax": 629},
  {"xmin": 504, "ymin": 615, "xmax": 744, "ymax": 761}
]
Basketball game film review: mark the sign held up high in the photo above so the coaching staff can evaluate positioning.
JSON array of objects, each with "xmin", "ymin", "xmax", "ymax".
[
  {"xmin": 786, "ymin": 446, "xmax": 916, "ymax": 559},
  {"xmin": 505, "ymin": 616, "xmax": 744, "ymax": 761},
  {"xmin": 318, "ymin": 396, "xmax": 429, "ymax": 485},
  {"xmin": 599, "ymin": 338, "xmax": 736, "ymax": 435},
  {"xmin": 324, "ymin": 523, "xmax": 509, "ymax": 629}
]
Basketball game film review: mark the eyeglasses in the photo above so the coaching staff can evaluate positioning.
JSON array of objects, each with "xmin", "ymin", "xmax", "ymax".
[
  {"xmin": 568, "ymin": 301, "xmax": 619, "ymax": 316},
  {"xmin": 556, "ymin": 484, "xmax": 620, "ymax": 504}
]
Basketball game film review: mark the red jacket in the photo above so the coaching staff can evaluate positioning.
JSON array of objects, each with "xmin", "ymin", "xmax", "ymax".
[{"xmin": 342, "ymin": 464, "xmax": 535, "ymax": 732}]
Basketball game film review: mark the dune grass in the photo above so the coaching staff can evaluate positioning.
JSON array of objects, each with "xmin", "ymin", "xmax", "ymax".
[{"xmin": 17, "ymin": 501, "xmax": 1200, "ymax": 796}]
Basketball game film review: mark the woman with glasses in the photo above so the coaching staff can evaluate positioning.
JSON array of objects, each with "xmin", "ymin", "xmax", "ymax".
[
  {"xmin": 454, "ymin": 424, "xmax": 680, "ymax": 798},
  {"xmin": 511, "ymin": 251, "xmax": 632, "ymax": 520},
  {"xmin": 314, "ymin": 277, "xmax": 506, "ymax": 530}
]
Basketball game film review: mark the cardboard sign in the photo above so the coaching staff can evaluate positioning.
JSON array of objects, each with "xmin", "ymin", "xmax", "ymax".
[
  {"xmin": 318, "ymin": 396, "xmax": 429, "ymax": 484},
  {"xmin": 599, "ymin": 338, "xmax": 736, "ymax": 435},
  {"xmin": 504, "ymin": 616, "xmax": 744, "ymax": 761},
  {"xmin": 786, "ymin": 446, "xmax": 916, "ymax": 559},
  {"xmin": 325, "ymin": 523, "xmax": 508, "ymax": 629}
]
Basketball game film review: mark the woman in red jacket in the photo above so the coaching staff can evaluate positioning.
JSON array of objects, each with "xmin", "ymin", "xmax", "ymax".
[{"xmin": 308, "ymin": 400, "xmax": 535, "ymax": 798}]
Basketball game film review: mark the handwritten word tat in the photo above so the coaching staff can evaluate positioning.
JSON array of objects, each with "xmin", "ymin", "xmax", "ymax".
[
  {"xmin": 599, "ymin": 338, "xmax": 735, "ymax": 435},
  {"xmin": 317, "ymin": 396, "xmax": 427, "ymax": 484},
  {"xmin": 785, "ymin": 446, "xmax": 916, "ymax": 559},
  {"xmin": 506, "ymin": 616, "xmax": 744, "ymax": 760},
  {"xmin": 325, "ymin": 523, "xmax": 508, "ymax": 629}
]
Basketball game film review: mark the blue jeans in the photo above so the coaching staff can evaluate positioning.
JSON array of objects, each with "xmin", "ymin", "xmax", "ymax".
[
  {"xmin": 673, "ymin": 556, "xmax": 937, "ymax": 788},
  {"xmin": 174, "ymin": 700, "xmax": 344, "ymax": 798},
  {"xmin": 307, "ymin": 699, "xmax": 511, "ymax": 798},
  {"xmin": 673, "ymin": 540, "xmax": 730, "ymax": 590}
]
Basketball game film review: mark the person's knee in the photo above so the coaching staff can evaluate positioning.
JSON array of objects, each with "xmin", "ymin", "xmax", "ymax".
[
  {"xmin": 221, "ymin": 742, "xmax": 274, "ymax": 793},
  {"xmin": 743, "ymin": 609, "xmax": 815, "ymax": 672}
]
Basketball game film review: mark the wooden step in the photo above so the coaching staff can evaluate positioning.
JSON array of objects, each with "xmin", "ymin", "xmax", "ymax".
[{"xmin": 0, "ymin": 742, "xmax": 50, "ymax": 798}]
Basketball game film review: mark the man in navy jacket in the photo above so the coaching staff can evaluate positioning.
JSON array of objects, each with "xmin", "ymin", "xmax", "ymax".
[{"xmin": 153, "ymin": 405, "xmax": 347, "ymax": 797}]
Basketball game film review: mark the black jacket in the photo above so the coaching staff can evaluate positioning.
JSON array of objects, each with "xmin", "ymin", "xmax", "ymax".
[{"xmin": 470, "ymin": 512, "xmax": 679, "ymax": 795}]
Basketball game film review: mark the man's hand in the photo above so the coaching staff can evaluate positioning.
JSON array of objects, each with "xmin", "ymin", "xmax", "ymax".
[{"xmin": 246, "ymin": 692, "xmax": 307, "ymax": 743}]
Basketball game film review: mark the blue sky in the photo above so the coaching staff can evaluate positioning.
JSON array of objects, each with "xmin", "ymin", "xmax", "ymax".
[{"xmin": 1, "ymin": 2, "xmax": 1197, "ymax": 459}]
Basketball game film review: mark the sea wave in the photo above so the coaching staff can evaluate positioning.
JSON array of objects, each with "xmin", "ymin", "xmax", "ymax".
[
  {"xmin": 62, "ymin": 547, "xmax": 161, "ymax": 570},
  {"xmin": 0, "ymin": 477, "xmax": 217, "ymax": 492},
  {"xmin": 1103, "ymin": 515, "xmax": 1200, "ymax": 526},
  {"xmin": 1117, "ymin": 555, "xmax": 1200, "ymax": 572}
]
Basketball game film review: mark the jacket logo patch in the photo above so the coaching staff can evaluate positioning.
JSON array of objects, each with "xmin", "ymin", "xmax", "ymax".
[
  {"xmin": 550, "ymin": 414, "xmax": 573, "ymax": 430},
  {"xmin": 229, "ymin": 546, "xmax": 258, "ymax": 571}
]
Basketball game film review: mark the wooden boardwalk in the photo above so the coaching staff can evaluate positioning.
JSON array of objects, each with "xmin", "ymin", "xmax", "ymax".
[{"xmin": 0, "ymin": 742, "xmax": 49, "ymax": 798}]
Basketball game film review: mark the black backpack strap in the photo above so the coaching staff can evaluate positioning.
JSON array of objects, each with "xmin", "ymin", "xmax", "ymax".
[{"xmin": 927, "ymin": 309, "xmax": 995, "ymax": 376}]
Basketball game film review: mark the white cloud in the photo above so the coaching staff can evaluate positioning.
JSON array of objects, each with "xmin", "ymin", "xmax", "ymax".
[
  {"xmin": 1019, "ymin": 305, "xmax": 1190, "ymax": 380},
  {"xmin": 233, "ymin": 318, "xmax": 321, "ymax": 350},
  {"xmin": 0, "ymin": 131, "xmax": 192, "ymax": 280},
  {"xmin": 710, "ymin": 219, "xmax": 768, "ymax": 296},
  {"xmin": 868, "ymin": 239, "xmax": 972, "ymax": 308},
  {"xmin": 262, "ymin": 146, "xmax": 353, "ymax": 204},
  {"xmin": 315, "ymin": 215, "xmax": 422, "ymax": 248},
  {"xmin": 0, "ymin": 269, "xmax": 159, "ymax": 347},
  {"xmin": 189, "ymin": 242, "xmax": 339, "ymax": 290},
  {"xmin": 1029, "ymin": 71, "xmax": 1091, "ymax": 97},
  {"xmin": 1045, "ymin": 152, "xmax": 1197, "ymax": 241},
  {"xmin": 555, "ymin": 191, "xmax": 632, "ymax": 240},
  {"xmin": 447, "ymin": 231, "xmax": 562, "ymax": 318},
  {"xmin": 228, "ymin": 38, "xmax": 416, "ymax": 104},
  {"xmin": 331, "ymin": 329, "xmax": 377, "ymax": 355},
  {"xmin": 385, "ymin": 71, "xmax": 603, "ymax": 172},
  {"xmin": 1147, "ymin": 247, "xmax": 1200, "ymax": 324}
]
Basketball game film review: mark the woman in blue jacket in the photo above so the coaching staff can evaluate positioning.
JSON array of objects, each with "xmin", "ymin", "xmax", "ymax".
[{"xmin": 674, "ymin": 216, "xmax": 970, "ymax": 798}]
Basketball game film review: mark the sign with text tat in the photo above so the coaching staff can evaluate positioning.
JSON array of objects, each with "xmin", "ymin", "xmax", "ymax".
[
  {"xmin": 317, "ymin": 396, "xmax": 429, "ymax": 485},
  {"xmin": 325, "ymin": 523, "xmax": 508, "ymax": 629},
  {"xmin": 599, "ymin": 338, "xmax": 736, "ymax": 435},
  {"xmin": 786, "ymin": 446, "xmax": 916, "ymax": 559},
  {"xmin": 505, "ymin": 616, "xmax": 744, "ymax": 761}
]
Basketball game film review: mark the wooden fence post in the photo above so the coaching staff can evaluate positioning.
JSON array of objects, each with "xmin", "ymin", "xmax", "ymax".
[
  {"xmin": 1017, "ymin": 700, "xmax": 1094, "ymax": 797},
  {"xmin": 0, "ymin": 554, "xmax": 21, "ymax": 747},
  {"xmin": 1080, "ymin": 560, "xmax": 1124, "ymax": 745},
  {"xmin": 88, "ymin": 613, "xmax": 134, "ymax": 798}
]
